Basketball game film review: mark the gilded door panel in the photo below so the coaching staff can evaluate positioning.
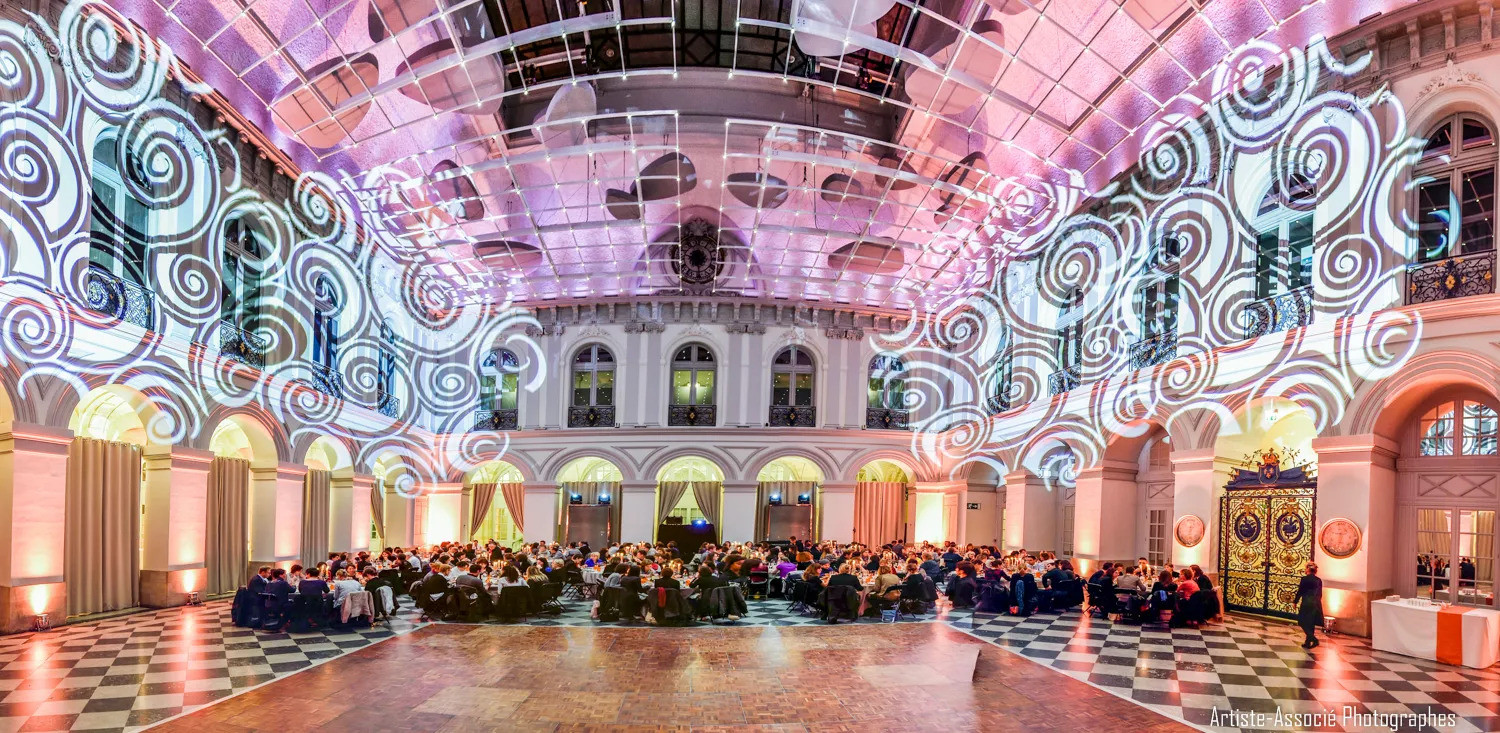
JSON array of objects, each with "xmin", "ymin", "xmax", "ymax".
[
  {"xmin": 1218, "ymin": 487, "xmax": 1315, "ymax": 620},
  {"xmin": 1220, "ymin": 495, "xmax": 1269, "ymax": 613}
]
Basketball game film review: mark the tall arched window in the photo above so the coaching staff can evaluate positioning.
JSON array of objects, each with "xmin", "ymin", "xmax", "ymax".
[
  {"xmin": 475, "ymin": 348, "xmax": 520, "ymax": 430},
  {"xmin": 1132, "ymin": 232, "xmax": 1181, "ymax": 368},
  {"xmin": 310, "ymin": 275, "xmax": 342, "ymax": 397},
  {"xmin": 668, "ymin": 343, "xmax": 716, "ymax": 426},
  {"xmin": 866, "ymin": 354, "xmax": 908, "ymax": 430},
  {"xmin": 87, "ymin": 130, "xmax": 154, "ymax": 328},
  {"xmin": 219, "ymin": 215, "xmax": 269, "ymax": 367},
  {"xmin": 1417, "ymin": 114, "xmax": 1495, "ymax": 262},
  {"xmin": 1050, "ymin": 287, "xmax": 1085, "ymax": 395},
  {"xmin": 569, "ymin": 344, "xmax": 615, "ymax": 427},
  {"xmin": 1246, "ymin": 185, "xmax": 1316, "ymax": 337},
  {"xmin": 376, "ymin": 319, "xmax": 399, "ymax": 417},
  {"xmin": 1420, "ymin": 399, "xmax": 1499, "ymax": 457},
  {"xmin": 769, "ymin": 346, "xmax": 815, "ymax": 427}
]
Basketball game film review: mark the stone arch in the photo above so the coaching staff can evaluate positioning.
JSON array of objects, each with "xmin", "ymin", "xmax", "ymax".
[
  {"xmin": 844, "ymin": 448, "xmax": 925, "ymax": 483},
  {"xmin": 208, "ymin": 413, "xmax": 281, "ymax": 468},
  {"xmin": 68, "ymin": 384, "xmax": 170, "ymax": 447},
  {"xmin": 202, "ymin": 406, "xmax": 289, "ymax": 464},
  {"xmin": 303, "ymin": 434, "xmax": 354, "ymax": 475},
  {"xmin": 641, "ymin": 445, "xmax": 737, "ymax": 484},
  {"xmin": 1346, "ymin": 350, "xmax": 1500, "ymax": 440},
  {"xmin": 546, "ymin": 448, "xmax": 635, "ymax": 483}
]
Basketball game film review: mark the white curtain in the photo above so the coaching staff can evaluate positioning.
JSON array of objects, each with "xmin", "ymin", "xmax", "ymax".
[
  {"xmin": 205, "ymin": 457, "xmax": 250, "ymax": 595},
  {"xmin": 65, "ymin": 438, "xmax": 141, "ymax": 616},
  {"xmin": 692, "ymin": 482, "xmax": 723, "ymax": 527},
  {"xmin": 301, "ymin": 470, "xmax": 331, "ymax": 567},
  {"xmin": 854, "ymin": 482, "xmax": 905, "ymax": 546}
]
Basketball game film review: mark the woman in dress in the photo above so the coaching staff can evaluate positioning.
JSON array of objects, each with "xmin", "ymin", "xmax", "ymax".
[{"xmin": 1295, "ymin": 562, "xmax": 1324, "ymax": 649}]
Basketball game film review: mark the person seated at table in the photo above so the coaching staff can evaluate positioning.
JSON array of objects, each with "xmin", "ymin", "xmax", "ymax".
[
  {"xmin": 583, "ymin": 553, "xmax": 600, "ymax": 568},
  {"xmin": 327, "ymin": 569, "xmax": 360, "ymax": 604},
  {"xmin": 299, "ymin": 567, "xmax": 330, "ymax": 599},
  {"xmin": 1114, "ymin": 566, "xmax": 1147, "ymax": 602},
  {"xmin": 248, "ymin": 566, "xmax": 271, "ymax": 596},
  {"xmin": 1172, "ymin": 569, "xmax": 1200, "ymax": 627},
  {"xmin": 493, "ymin": 564, "xmax": 526, "ymax": 588},
  {"xmin": 941, "ymin": 546, "xmax": 963, "ymax": 573},
  {"xmin": 775, "ymin": 555, "xmax": 798, "ymax": 579},
  {"xmin": 1460, "ymin": 557, "xmax": 1477, "ymax": 588},
  {"xmin": 919, "ymin": 552, "xmax": 943, "ymax": 581},
  {"xmin": 946, "ymin": 562, "xmax": 979, "ymax": 608},
  {"xmin": 795, "ymin": 551, "xmax": 813, "ymax": 570},
  {"xmin": 452, "ymin": 562, "xmax": 486, "ymax": 592},
  {"xmin": 620, "ymin": 565, "xmax": 646, "ymax": 596},
  {"xmin": 1088, "ymin": 562, "xmax": 1114, "ymax": 586},
  {"xmin": 288, "ymin": 563, "xmax": 306, "ymax": 586},
  {"xmin": 654, "ymin": 566, "xmax": 681, "ymax": 591},
  {"xmin": 266, "ymin": 567, "xmax": 293, "ymax": 604}
]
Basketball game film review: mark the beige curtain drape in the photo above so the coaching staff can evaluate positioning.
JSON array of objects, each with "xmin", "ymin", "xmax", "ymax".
[
  {"xmin": 301, "ymin": 469, "xmax": 331, "ymax": 567},
  {"xmin": 1417, "ymin": 509, "xmax": 1451, "ymax": 555},
  {"xmin": 692, "ymin": 482, "xmax": 723, "ymax": 527},
  {"xmin": 500, "ymin": 482, "xmax": 525, "ymax": 532},
  {"xmin": 65, "ymin": 438, "xmax": 141, "ymax": 617},
  {"xmin": 757, "ymin": 481, "xmax": 818, "ymax": 541},
  {"xmin": 657, "ymin": 481, "xmax": 691, "ymax": 526},
  {"xmin": 370, "ymin": 483, "xmax": 385, "ymax": 541},
  {"xmin": 560, "ymin": 481, "xmax": 622, "ymax": 542},
  {"xmin": 854, "ymin": 481, "xmax": 905, "ymax": 546},
  {"xmin": 1474, "ymin": 511, "xmax": 1495, "ymax": 583},
  {"xmin": 205, "ymin": 457, "xmax": 251, "ymax": 595},
  {"xmin": 469, "ymin": 483, "xmax": 497, "ymax": 539}
]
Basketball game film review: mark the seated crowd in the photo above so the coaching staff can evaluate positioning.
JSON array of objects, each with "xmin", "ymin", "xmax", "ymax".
[{"xmin": 231, "ymin": 537, "xmax": 1222, "ymax": 629}]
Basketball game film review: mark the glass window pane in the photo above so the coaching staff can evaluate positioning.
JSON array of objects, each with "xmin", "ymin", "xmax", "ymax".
[
  {"xmin": 1462, "ymin": 119, "xmax": 1493, "ymax": 149},
  {"xmin": 596, "ymin": 370, "xmax": 614, "ymax": 406},
  {"xmin": 1424, "ymin": 122, "xmax": 1453, "ymax": 157},
  {"xmin": 867, "ymin": 377, "xmax": 883, "ymax": 408},
  {"xmin": 1417, "ymin": 181, "xmax": 1453, "ymax": 261},
  {"xmin": 1460, "ymin": 169, "xmax": 1494, "ymax": 254},
  {"xmin": 499, "ymin": 373, "xmax": 518, "ymax": 410},
  {"xmin": 695, "ymin": 371, "xmax": 714, "ymax": 405},
  {"xmin": 1417, "ymin": 508, "xmax": 1454, "ymax": 600},
  {"xmin": 1421, "ymin": 404, "xmax": 1456, "ymax": 456},
  {"xmin": 672, "ymin": 369, "xmax": 691, "ymax": 405},
  {"xmin": 1288, "ymin": 216, "xmax": 1314, "ymax": 290},
  {"xmin": 1255, "ymin": 229, "xmax": 1279, "ymax": 297},
  {"xmin": 479, "ymin": 375, "xmax": 496, "ymax": 408},
  {"xmin": 1457, "ymin": 510, "xmax": 1495, "ymax": 607},
  {"xmin": 795, "ymin": 374, "xmax": 813, "ymax": 406},
  {"xmin": 772, "ymin": 372, "xmax": 790, "ymax": 406},
  {"xmin": 572, "ymin": 370, "xmax": 591, "ymax": 406}
]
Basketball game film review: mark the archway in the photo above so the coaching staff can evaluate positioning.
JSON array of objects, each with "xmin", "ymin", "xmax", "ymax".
[
  {"xmin": 556, "ymin": 457, "xmax": 624, "ymax": 546},
  {"xmin": 205, "ymin": 416, "xmax": 278, "ymax": 595},
  {"xmin": 756, "ymin": 456, "xmax": 824, "ymax": 543},
  {"xmin": 372, "ymin": 453, "xmax": 413, "ymax": 548},
  {"xmin": 856, "ymin": 459, "xmax": 911, "ymax": 545},
  {"xmin": 65, "ymin": 386, "xmax": 163, "ymax": 617},
  {"xmin": 466, "ymin": 460, "xmax": 525, "ymax": 549},
  {"xmin": 300, "ymin": 436, "xmax": 355, "ymax": 567},
  {"xmin": 654, "ymin": 456, "xmax": 724, "ymax": 547}
]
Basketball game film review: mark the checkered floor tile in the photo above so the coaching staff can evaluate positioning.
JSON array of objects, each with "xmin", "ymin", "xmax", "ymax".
[{"xmin": 950, "ymin": 609, "xmax": 1500, "ymax": 733}]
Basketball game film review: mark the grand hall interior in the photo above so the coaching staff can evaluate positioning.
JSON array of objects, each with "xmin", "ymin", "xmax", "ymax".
[{"xmin": 1, "ymin": 0, "xmax": 1500, "ymax": 731}]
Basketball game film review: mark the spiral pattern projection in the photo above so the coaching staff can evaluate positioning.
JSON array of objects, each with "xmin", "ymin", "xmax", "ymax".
[
  {"xmin": 0, "ymin": 4, "xmax": 545, "ymax": 495},
  {"xmin": 880, "ymin": 39, "xmax": 1426, "ymax": 488}
]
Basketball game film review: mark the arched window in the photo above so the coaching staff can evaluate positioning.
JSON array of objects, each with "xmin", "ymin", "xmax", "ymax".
[
  {"xmin": 668, "ymin": 343, "xmax": 715, "ymax": 426},
  {"xmin": 1419, "ymin": 399, "xmax": 1499, "ymax": 457},
  {"xmin": 1253, "ymin": 189, "xmax": 1315, "ymax": 300},
  {"xmin": 1050, "ymin": 287, "xmax": 1085, "ymax": 395},
  {"xmin": 376, "ymin": 320, "xmax": 399, "ymax": 416},
  {"xmin": 985, "ymin": 340, "xmax": 1014, "ymax": 414},
  {"xmin": 569, "ymin": 344, "xmax": 615, "ymax": 427},
  {"xmin": 475, "ymin": 348, "xmax": 520, "ymax": 430},
  {"xmin": 1416, "ymin": 114, "xmax": 1495, "ymax": 262},
  {"xmin": 218, "ymin": 215, "xmax": 270, "ymax": 367},
  {"xmin": 310, "ymin": 275, "xmax": 342, "ymax": 397},
  {"xmin": 866, "ymin": 354, "xmax": 908, "ymax": 430},
  {"xmin": 87, "ymin": 130, "xmax": 153, "ymax": 327},
  {"xmin": 769, "ymin": 346, "xmax": 815, "ymax": 427}
]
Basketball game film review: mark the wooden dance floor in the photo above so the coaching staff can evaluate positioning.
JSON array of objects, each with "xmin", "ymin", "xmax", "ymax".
[{"xmin": 152, "ymin": 623, "xmax": 1190, "ymax": 732}]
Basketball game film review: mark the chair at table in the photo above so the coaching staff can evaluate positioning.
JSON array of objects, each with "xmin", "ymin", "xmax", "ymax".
[
  {"xmin": 1086, "ymin": 582, "xmax": 1116, "ymax": 618},
  {"xmin": 647, "ymin": 587, "xmax": 693, "ymax": 626},
  {"xmin": 617, "ymin": 586, "xmax": 646, "ymax": 622},
  {"xmin": 371, "ymin": 584, "xmax": 397, "ymax": 624},
  {"xmin": 455, "ymin": 586, "xmax": 488, "ymax": 622},
  {"xmin": 534, "ymin": 582, "xmax": 565, "ymax": 615},
  {"xmin": 1114, "ymin": 590, "xmax": 1145, "ymax": 623},
  {"xmin": 746, "ymin": 569, "xmax": 770, "ymax": 600},
  {"xmin": 975, "ymin": 582, "xmax": 1010, "ymax": 614},
  {"xmin": 287, "ymin": 593, "xmax": 328, "ymax": 633},
  {"xmin": 258, "ymin": 593, "xmax": 284, "ymax": 631},
  {"xmin": 337, "ymin": 591, "xmax": 375, "ymax": 628},
  {"xmin": 496, "ymin": 585, "xmax": 530, "ymax": 621},
  {"xmin": 232, "ymin": 587, "xmax": 258, "ymax": 628},
  {"xmin": 822, "ymin": 585, "xmax": 860, "ymax": 623},
  {"xmin": 562, "ymin": 567, "xmax": 586, "ymax": 599},
  {"xmin": 705, "ymin": 585, "xmax": 749, "ymax": 623},
  {"xmin": 787, "ymin": 580, "xmax": 812, "ymax": 614}
]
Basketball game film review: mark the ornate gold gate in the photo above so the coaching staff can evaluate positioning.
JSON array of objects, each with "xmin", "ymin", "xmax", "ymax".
[{"xmin": 1218, "ymin": 459, "xmax": 1316, "ymax": 620}]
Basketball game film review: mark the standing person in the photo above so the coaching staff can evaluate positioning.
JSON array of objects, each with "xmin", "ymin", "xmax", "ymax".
[{"xmin": 1294, "ymin": 562, "xmax": 1323, "ymax": 649}]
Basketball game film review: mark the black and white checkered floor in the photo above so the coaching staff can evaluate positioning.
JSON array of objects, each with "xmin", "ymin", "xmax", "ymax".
[{"xmin": 2, "ymin": 594, "xmax": 1498, "ymax": 732}]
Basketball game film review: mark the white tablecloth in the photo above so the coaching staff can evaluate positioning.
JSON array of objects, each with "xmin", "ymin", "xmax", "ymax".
[{"xmin": 1371, "ymin": 599, "xmax": 1500, "ymax": 669}]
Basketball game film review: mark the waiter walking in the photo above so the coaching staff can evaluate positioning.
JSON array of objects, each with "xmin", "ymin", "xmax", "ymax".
[{"xmin": 1294, "ymin": 562, "xmax": 1324, "ymax": 649}]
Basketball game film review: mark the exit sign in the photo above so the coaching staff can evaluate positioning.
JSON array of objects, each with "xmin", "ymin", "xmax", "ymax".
[{"xmin": 966, "ymin": 502, "xmax": 980, "ymax": 510}]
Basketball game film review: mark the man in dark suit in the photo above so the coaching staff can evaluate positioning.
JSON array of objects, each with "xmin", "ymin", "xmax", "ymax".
[
  {"xmin": 946, "ymin": 562, "xmax": 978, "ymax": 608},
  {"xmin": 248, "ymin": 566, "xmax": 271, "ymax": 596}
]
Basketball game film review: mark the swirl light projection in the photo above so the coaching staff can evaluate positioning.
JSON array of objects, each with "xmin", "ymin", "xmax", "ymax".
[
  {"xmin": 880, "ymin": 39, "xmax": 1425, "ymax": 488},
  {"xmin": 0, "ymin": 3, "xmax": 543, "ymax": 494}
]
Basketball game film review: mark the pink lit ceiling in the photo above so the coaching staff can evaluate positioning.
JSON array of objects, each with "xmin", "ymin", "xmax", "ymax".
[{"xmin": 128, "ymin": 0, "xmax": 1402, "ymax": 310}]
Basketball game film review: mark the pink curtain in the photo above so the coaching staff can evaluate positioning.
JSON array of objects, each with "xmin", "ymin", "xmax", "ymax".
[
  {"xmin": 205, "ymin": 457, "xmax": 251, "ymax": 595},
  {"xmin": 854, "ymin": 482, "xmax": 905, "ymax": 546},
  {"xmin": 500, "ymin": 482, "xmax": 525, "ymax": 532},
  {"xmin": 65, "ymin": 438, "xmax": 141, "ymax": 616},
  {"xmin": 469, "ymin": 483, "xmax": 497, "ymax": 539}
]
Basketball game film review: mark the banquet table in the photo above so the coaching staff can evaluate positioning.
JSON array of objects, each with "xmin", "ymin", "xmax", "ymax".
[{"xmin": 1371, "ymin": 599, "xmax": 1500, "ymax": 669}]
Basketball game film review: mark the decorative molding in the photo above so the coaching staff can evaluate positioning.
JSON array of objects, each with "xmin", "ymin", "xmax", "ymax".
[
  {"xmin": 523, "ymin": 323, "xmax": 566, "ymax": 337},
  {"xmin": 1416, "ymin": 60, "xmax": 1483, "ymax": 101},
  {"xmin": 724, "ymin": 323, "xmax": 767, "ymax": 335},
  {"xmin": 623, "ymin": 321, "xmax": 666, "ymax": 333},
  {"xmin": 678, "ymin": 323, "xmax": 712, "ymax": 341},
  {"xmin": 572, "ymin": 324, "xmax": 606, "ymax": 341},
  {"xmin": 824, "ymin": 327, "xmax": 865, "ymax": 340}
]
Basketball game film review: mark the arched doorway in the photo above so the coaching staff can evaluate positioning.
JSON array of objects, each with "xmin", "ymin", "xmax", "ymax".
[
  {"xmin": 857, "ymin": 459, "xmax": 912, "ymax": 545},
  {"xmin": 372, "ymin": 453, "xmax": 411, "ymax": 548},
  {"xmin": 207, "ymin": 416, "xmax": 277, "ymax": 595},
  {"xmin": 654, "ymin": 456, "xmax": 724, "ymax": 547},
  {"xmin": 67, "ymin": 386, "xmax": 159, "ymax": 617},
  {"xmin": 556, "ymin": 457, "xmax": 623, "ymax": 546},
  {"xmin": 302, "ymin": 436, "xmax": 351, "ymax": 567},
  {"xmin": 467, "ymin": 461, "xmax": 524, "ymax": 549},
  {"xmin": 756, "ymin": 457, "xmax": 823, "ymax": 542}
]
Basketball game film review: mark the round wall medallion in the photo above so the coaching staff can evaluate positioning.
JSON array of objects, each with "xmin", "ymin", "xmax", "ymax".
[
  {"xmin": 1318, "ymin": 518, "xmax": 1363, "ymax": 559},
  {"xmin": 1175, "ymin": 514, "xmax": 1206, "ymax": 548}
]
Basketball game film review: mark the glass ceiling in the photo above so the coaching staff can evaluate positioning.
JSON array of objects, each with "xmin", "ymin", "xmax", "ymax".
[{"xmin": 126, "ymin": 0, "xmax": 1401, "ymax": 310}]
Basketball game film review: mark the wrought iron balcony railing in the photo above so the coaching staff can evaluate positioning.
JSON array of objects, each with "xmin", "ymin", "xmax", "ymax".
[
  {"xmin": 984, "ymin": 393, "xmax": 1012, "ymax": 415},
  {"xmin": 567, "ymin": 405, "xmax": 615, "ymax": 428},
  {"xmin": 83, "ymin": 266, "xmax": 154, "ymax": 330},
  {"xmin": 667, "ymin": 404, "xmax": 716, "ymax": 427},
  {"xmin": 1128, "ymin": 333, "xmax": 1178, "ymax": 370},
  {"xmin": 865, "ymin": 407, "xmax": 910, "ymax": 430},
  {"xmin": 376, "ymin": 391, "xmax": 401, "ymax": 419},
  {"xmin": 1407, "ymin": 251, "xmax": 1495, "ymax": 305},
  {"xmin": 310, "ymin": 363, "xmax": 344, "ymax": 400},
  {"xmin": 217, "ymin": 319, "xmax": 268, "ymax": 369},
  {"xmin": 768, "ymin": 405, "xmax": 816, "ymax": 427},
  {"xmin": 1244, "ymin": 286, "xmax": 1314, "ymax": 339},
  {"xmin": 1048, "ymin": 365, "xmax": 1082, "ymax": 396},
  {"xmin": 472, "ymin": 407, "xmax": 520, "ymax": 431}
]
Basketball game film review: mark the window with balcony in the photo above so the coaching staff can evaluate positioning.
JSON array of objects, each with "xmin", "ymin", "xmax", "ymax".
[
  {"xmin": 1049, "ymin": 288, "xmax": 1084, "ymax": 395},
  {"xmin": 310, "ymin": 274, "xmax": 342, "ymax": 398},
  {"xmin": 769, "ymin": 346, "xmax": 815, "ymax": 427},
  {"xmin": 1246, "ymin": 187, "xmax": 1316, "ymax": 338},
  {"xmin": 87, "ymin": 131, "xmax": 154, "ymax": 329},
  {"xmin": 1410, "ymin": 113, "xmax": 1497, "ymax": 304},
  {"xmin": 1131, "ymin": 266, "xmax": 1179, "ymax": 369},
  {"xmin": 865, "ymin": 354, "xmax": 908, "ymax": 430},
  {"xmin": 219, "ymin": 216, "xmax": 268, "ymax": 368},
  {"xmin": 668, "ymin": 343, "xmax": 716, "ymax": 426},
  {"xmin": 569, "ymin": 344, "xmax": 615, "ymax": 427},
  {"xmin": 985, "ymin": 345, "xmax": 1014, "ymax": 415},
  {"xmin": 475, "ymin": 348, "xmax": 520, "ymax": 431},
  {"xmin": 376, "ymin": 320, "xmax": 400, "ymax": 418}
]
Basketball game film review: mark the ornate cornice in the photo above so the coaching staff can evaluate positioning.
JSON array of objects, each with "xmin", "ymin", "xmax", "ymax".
[{"xmin": 1416, "ymin": 61, "xmax": 1484, "ymax": 102}]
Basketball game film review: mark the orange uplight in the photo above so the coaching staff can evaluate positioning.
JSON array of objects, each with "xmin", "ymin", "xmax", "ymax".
[
  {"xmin": 27, "ymin": 585, "xmax": 48, "ymax": 615},
  {"xmin": 180, "ymin": 569, "xmax": 199, "ymax": 593}
]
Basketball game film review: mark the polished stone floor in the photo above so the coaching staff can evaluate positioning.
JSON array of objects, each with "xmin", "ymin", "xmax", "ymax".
[{"xmin": 148, "ymin": 622, "xmax": 1191, "ymax": 733}]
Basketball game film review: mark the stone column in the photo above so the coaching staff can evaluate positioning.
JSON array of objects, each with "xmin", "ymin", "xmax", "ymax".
[
  {"xmin": 385, "ymin": 488, "xmax": 414, "ymax": 548},
  {"xmin": 521, "ymin": 482, "xmax": 557, "ymax": 544},
  {"xmin": 1072, "ymin": 460, "xmax": 1139, "ymax": 575},
  {"xmin": 459, "ymin": 484, "xmax": 474, "ymax": 542},
  {"xmin": 720, "ymin": 481, "xmax": 757, "ymax": 543},
  {"xmin": 819, "ymin": 482, "xmax": 855, "ymax": 543},
  {"xmin": 249, "ymin": 462, "xmax": 306, "ymax": 571},
  {"xmin": 619, "ymin": 480, "xmax": 656, "ymax": 543},
  {"xmin": 351, "ymin": 474, "xmax": 374, "ymax": 553},
  {"xmin": 328, "ymin": 471, "xmax": 355, "ymax": 553},
  {"xmin": 0, "ymin": 423, "xmax": 71, "ymax": 633},
  {"xmin": 140, "ymin": 445, "xmax": 213, "ymax": 607},
  {"xmin": 1311, "ymin": 434, "xmax": 1398, "ymax": 637},
  {"xmin": 1170, "ymin": 448, "xmax": 1229, "ymax": 572},
  {"xmin": 1004, "ymin": 470, "xmax": 1056, "ymax": 551}
]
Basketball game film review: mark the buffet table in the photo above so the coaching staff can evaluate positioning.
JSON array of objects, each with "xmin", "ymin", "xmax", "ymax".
[{"xmin": 1371, "ymin": 599, "xmax": 1500, "ymax": 669}]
